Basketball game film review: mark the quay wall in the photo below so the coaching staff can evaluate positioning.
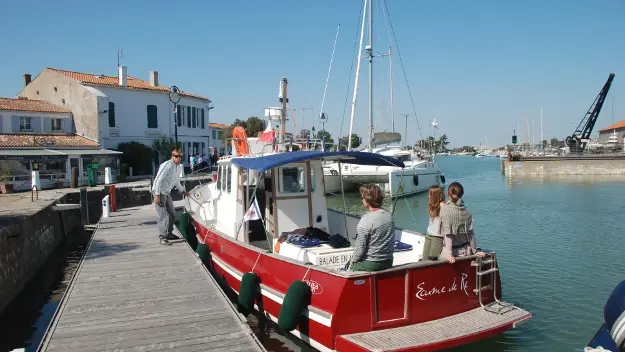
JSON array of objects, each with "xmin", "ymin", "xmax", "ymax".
[
  {"xmin": 0, "ymin": 178, "xmax": 206, "ymax": 314},
  {"xmin": 501, "ymin": 156, "xmax": 625, "ymax": 177}
]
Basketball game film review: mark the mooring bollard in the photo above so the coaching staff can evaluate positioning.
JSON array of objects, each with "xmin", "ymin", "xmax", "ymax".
[
  {"xmin": 104, "ymin": 167, "xmax": 112, "ymax": 185},
  {"xmin": 102, "ymin": 195, "xmax": 110, "ymax": 218},
  {"xmin": 109, "ymin": 184, "xmax": 117, "ymax": 212}
]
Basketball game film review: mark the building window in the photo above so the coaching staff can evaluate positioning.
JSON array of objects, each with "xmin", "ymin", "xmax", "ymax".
[
  {"xmin": 20, "ymin": 117, "xmax": 32, "ymax": 131},
  {"xmin": 212, "ymin": 130, "xmax": 217, "ymax": 139},
  {"xmin": 201, "ymin": 109, "xmax": 205, "ymax": 128},
  {"xmin": 181, "ymin": 105, "xmax": 186, "ymax": 126},
  {"xmin": 147, "ymin": 105, "xmax": 158, "ymax": 128},
  {"xmin": 52, "ymin": 118, "xmax": 62, "ymax": 131},
  {"xmin": 192, "ymin": 108, "xmax": 196, "ymax": 128},
  {"xmin": 176, "ymin": 105, "xmax": 182, "ymax": 127},
  {"xmin": 202, "ymin": 142, "xmax": 205, "ymax": 154},
  {"xmin": 108, "ymin": 102, "xmax": 116, "ymax": 127},
  {"xmin": 186, "ymin": 106, "xmax": 191, "ymax": 126}
]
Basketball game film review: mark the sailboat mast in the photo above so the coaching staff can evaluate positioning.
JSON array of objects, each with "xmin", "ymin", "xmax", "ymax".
[
  {"xmin": 367, "ymin": 0, "xmax": 373, "ymax": 152},
  {"xmin": 540, "ymin": 107, "xmax": 543, "ymax": 150},
  {"xmin": 389, "ymin": 45, "xmax": 395, "ymax": 133},
  {"xmin": 347, "ymin": 0, "xmax": 368, "ymax": 151}
]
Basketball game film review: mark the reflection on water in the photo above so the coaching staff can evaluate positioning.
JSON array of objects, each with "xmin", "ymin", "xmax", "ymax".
[{"xmin": 0, "ymin": 229, "xmax": 90, "ymax": 352}]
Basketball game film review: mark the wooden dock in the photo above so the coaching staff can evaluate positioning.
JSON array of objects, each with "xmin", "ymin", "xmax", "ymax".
[{"xmin": 38, "ymin": 204, "xmax": 265, "ymax": 352}]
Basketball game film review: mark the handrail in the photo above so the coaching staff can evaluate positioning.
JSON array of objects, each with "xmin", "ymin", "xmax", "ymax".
[{"xmin": 31, "ymin": 185, "xmax": 39, "ymax": 202}]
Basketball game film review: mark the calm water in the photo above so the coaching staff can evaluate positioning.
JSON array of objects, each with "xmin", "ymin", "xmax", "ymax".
[{"xmin": 3, "ymin": 156, "xmax": 624, "ymax": 351}]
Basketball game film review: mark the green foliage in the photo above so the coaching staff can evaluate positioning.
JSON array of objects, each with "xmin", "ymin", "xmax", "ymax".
[
  {"xmin": 116, "ymin": 142, "xmax": 153, "ymax": 175},
  {"xmin": 152, "ymin": 136, "xmax": 183, "ymax": 162},
  {"xmin": 315, "ymin": 130, "xmax": 334, "ymax": 144},
  {"xmin": 415, "ymin": 134, "xmax": 450, "ymax": 152},
  {"xmin": 219, "ymin": 117, "xmax": 267, "ymax": 144},
  {"xmin": 339, "ymin": 134, "xmax": 361, "ymax": 149}
]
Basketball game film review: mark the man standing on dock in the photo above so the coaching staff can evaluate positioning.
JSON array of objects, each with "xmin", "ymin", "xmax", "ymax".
[{"xmin": 152, "ymin": 148, "xmax": 189, "ymax": 245}]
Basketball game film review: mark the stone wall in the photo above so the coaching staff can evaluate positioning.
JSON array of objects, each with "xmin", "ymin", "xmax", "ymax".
[
  {"xmin": 502, "ymin": 157, "xmax": 625, "ymax": 177},
  {"xmin": 0, "ymin": 200, "xmax": 82, "ymax": 313}
]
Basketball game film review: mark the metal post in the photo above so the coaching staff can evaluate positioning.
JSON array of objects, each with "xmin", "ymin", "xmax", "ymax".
[
  {"xmin": 337, "ymin": 161, "xmax": 350, "ymax": 244},
  {"xmin": 368, "ymin": 0, "xmax": 373, "ymax": 152},
  {"xmin": 174, "ymin": 103, "xmax": 178, "ymax": 144}
]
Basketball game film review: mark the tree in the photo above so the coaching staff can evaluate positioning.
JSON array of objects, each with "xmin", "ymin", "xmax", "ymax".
[
  {"xmin": 339, "ymin": 134, "xmax": 361, "ymax": 149},
  {"xmin": 116, "ymin": 141, "xmax": 153, "ymax": 175},
  {"xmin": 438, "ymin": 134, "xmax": 450, "ymax": 151},
  {"xmin": 152, "ymin": 136, "xmax": 182, "ymax": 162},
  {"xmin": 315, "ymin": 130, "xmax": 334, "ymax": 144},
  {"xmin": 245, "ymin": 116, "xmax": 267, "ymax": 137},
  {"xmin": 298, "ymin": 129, "xmax": 311, "ymax": 139}
]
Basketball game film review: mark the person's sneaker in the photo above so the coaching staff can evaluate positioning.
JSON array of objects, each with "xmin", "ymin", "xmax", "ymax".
[
  {"xmin": 159, "ymin": 236, "xmax": 172, "ymax": 246},
  {"xmin": 165, "ymin": 233, "xmax": 181, "ymax": 240}
]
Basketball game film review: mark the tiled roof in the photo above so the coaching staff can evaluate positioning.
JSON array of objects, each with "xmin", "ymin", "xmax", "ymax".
[
  {"xmin": 0, "ymin": 133, "xmax": 100, "ymax": 148},
  {"xmin": 0, "ymin": 97, "xmax": 71, "ymax": 113},
  {"xmin": 599, "ymin": 119, "xmax": 625, "ymax": 132},
  {"xmin": 47, "ymin": 68, "xmax": 210, "ymax": 102},
  {"xmin": 209, "ymin": 122, "xmax": 230, "ymax": 129}
]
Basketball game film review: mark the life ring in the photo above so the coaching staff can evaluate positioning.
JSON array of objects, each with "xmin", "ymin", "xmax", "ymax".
[
  {"xmin": 413, "ymin": 174, "xmax": 419, "ymax": 187},
  {"xmin": 278, "ymin": 280, "xmax": 312, "ymax": 331},
  {"xmin": 232, "ymin": 126, "xmax": 251, "ymax": 156}
]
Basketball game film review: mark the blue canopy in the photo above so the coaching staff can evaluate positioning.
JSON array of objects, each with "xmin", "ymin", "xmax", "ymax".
[{"xmin": 230, "ymin": 151, "xmax": 405, "ymax": 172}]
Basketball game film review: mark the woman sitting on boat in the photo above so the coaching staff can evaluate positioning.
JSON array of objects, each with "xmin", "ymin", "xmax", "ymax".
[
  {"xmin": 439, "ymin": 182, "xmax": 485, "ymax": 263},
  {"xmin": 349, "ymin": 184, "xmax": 395, "ymax": 272},
  {"xmin": 421, "ymin": 185, "xmax": 446, "ymax": 261}
]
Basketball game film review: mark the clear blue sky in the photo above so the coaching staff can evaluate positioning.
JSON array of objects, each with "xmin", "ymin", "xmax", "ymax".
[{"xmin": 1, "ymin": 0, "xmax": 623, "ymax": 147}]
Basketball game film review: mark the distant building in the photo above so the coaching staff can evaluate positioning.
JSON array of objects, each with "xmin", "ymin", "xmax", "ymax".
[
  {"xmin": 0, "ymin": 97, "xmax": 121, "ymax": 190},
  {"xmin": 17, "ymin": 67, "xmax": 212, "ymax": 167},
  {"xmin": 597, "ymin": 119, "xmax": 625, "ymax": 146},
  {"xmin": 208, "ymin": 123, "xmax": 229, "ymax": 155}
]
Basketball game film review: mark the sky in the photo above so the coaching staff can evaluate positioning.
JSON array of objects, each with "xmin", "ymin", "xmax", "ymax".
[{"xmin": 1, "ymin": 0, "xmax": 623, "ymax": 148}]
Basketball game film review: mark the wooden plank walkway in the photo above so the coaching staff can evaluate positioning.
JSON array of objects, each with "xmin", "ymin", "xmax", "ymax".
[{"xmin": 38, "ymin": 204, "xmax": 265, "ymax": 352}]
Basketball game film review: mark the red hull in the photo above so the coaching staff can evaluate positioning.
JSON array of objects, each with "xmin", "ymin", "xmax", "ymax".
[{"xmin": 193, "ymin": 218, "xmax": 530, "ymax": 351}]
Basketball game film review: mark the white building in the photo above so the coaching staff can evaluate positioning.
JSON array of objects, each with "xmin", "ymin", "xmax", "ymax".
[
  {"xmin": 17, "ymin": 67, "xmax": 212, "ymax": 169},
  {"xmin": 0, "ymin": 97, "xmax": 122, "ymax": 190},
  {"xmin": 208, "ymin": 122, "xmax": 229, "ymax": 156}
]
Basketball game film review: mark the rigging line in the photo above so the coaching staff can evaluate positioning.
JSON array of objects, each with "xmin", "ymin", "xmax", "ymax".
[
  {"xmin": 319, "ymin": 24, "xmax": 341, "ymax": 120},
  {"xmin": 339, "ymin": 0, "xmax": 366, "ymax": 148},
  {"xmin": 382, "ymin": 0, "xmax": 423, "ymax": 141}
]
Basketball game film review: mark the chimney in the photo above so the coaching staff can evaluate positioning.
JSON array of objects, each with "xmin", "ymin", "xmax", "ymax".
[
  {"xmin": 23, "ymin": 74, "xmax": 32, "ymax": 87},
  {"xmin": 149, "ymin": 71, "xmax": 159, "ymax": 86},
  {"xmin": 118, "ymin": 66, "xmax": 127, "ymax": 87}
]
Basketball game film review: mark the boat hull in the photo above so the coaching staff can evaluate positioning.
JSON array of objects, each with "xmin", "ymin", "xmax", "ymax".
[{"xmin": 188, "ymin": 208, "xmax": 531, "ymax": 351}]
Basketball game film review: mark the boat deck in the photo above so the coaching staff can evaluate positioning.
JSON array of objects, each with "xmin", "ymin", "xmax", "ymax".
[
  {"xmin": 37, "ymin": 204, "xmax": 264, "ymax": 352},
  {"xmin": 336, "ymin": 306, "xmax": 531, "ymax": 352}
]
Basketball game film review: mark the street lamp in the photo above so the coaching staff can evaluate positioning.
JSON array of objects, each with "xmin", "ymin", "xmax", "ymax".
[{"xmin": 169, "ymin": 85, "xmax": 181, "ymax": 144}]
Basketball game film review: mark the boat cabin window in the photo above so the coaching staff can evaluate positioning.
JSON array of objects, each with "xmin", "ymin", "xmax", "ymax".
[
  {"xmin": 396, "ymin": 154, "xmax": 411, "ymax": 162},
  {"xmin": 218, "ymin": 164, "xmax": 231, "ymax": 194},
  {"xmin": 278, "ymin": 165, "xmax": 315, "ymax": 193}
]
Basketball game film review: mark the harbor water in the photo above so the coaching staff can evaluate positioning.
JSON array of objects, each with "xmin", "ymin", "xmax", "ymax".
[{"xmin": 2, "ymin": 155, "xmax": 624, "ymax": 351}]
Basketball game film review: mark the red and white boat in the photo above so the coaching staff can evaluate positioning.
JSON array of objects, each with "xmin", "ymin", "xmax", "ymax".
[{"xmin": 184, "ymin": 149, "xmax": 532, "ymax": 352}]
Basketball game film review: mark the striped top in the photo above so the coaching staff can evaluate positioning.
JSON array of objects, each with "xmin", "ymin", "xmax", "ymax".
[
  {"xmin": 152, "ymin": 160, "xmax": 185, "ymax": 196},
  {"xmin": 352, "ymin": 209, "xmax": 395, "ymax": 262},
  {"xmin": 439, "ymin": 199, "xmax": 477, "ymax": 258}
]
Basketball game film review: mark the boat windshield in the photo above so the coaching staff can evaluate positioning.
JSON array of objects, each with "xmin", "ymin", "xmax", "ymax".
[{"xmin": 395, "ymin": 154, "xmax": 412, "ymax": 162}]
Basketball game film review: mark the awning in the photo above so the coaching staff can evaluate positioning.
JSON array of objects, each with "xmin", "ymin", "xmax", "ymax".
[
  {"xmin": 230, "ymin": 150, "xmax": 405, "ymax": 172},
  {"xmin": 0, "ymin": 148, "xmax": 122, "ymax": 160}
]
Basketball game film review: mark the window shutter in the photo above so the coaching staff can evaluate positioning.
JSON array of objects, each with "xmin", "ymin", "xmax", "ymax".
[
  {"xmin": 32, "ymin": 117, "xmax": 42, "ymax": 133},
  {"xmin": 177, "ymin": 105, "xmax": 182, "ymax": 127},
  {"xmin": 192, "ymin": 108, "xmax": 196, "ymax": 128},
  {"xmin": 108, "ymin": 102, "xmax": 116, "ymax": 127},
  {"xmin": 44, "ymin": 117, "xmax": 52, "ymax": 133},
  {"xmin": 201, "ymin": 109, "xmax": 205, "ymax": 128},
  {"xmin": 187, "ymin": 106, "xmax": 191, "ymax": 126},
  {"xmin": 62, "ymin": 118, "xmax": 72, "ymax": 132},
  {"xmin": 147, "ymin": 105, "xmax": 158, "ymax": 128},
  {"xmin": 11, "ymin": 116, "xmax": 20, "ymax": 132}
]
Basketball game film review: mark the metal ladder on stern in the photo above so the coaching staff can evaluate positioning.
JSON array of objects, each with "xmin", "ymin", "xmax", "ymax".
[{"xmin": 472, "ymin": 252, "xmax": 516, "ymax": 315}]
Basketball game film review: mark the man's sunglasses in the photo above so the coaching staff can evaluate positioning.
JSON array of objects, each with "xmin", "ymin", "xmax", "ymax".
[{"xmin": 172, "ymin": 154, "xmax": 183, "ymax": 158}]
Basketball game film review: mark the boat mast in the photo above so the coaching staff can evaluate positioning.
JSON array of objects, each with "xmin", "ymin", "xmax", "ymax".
[
  {"xmin": 367, "ymin": 0, "xmax": 373, "ymax": 152},
  {"xmin": 278, "ymin": 77, "xmax": 288, "ymax": 151},
  {"xmin": 347, "ymin": 0, "xmax": 368, "ymax": 151},
  {"xmin": 389, "ymin": 45, "xmax": 395, "ymax": 133}
]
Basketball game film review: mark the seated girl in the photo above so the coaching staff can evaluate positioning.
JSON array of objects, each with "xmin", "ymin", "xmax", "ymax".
[
  {"xmin": 421, "ymin": 185, "xmax": 446, "ymax": 261},
  {"xmin": 439, "ymin": 182, "xmax": 485, "ymax": 263}
]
